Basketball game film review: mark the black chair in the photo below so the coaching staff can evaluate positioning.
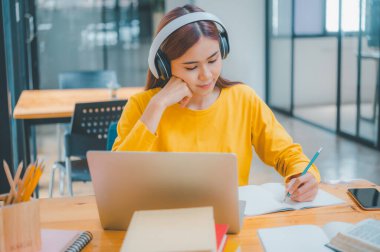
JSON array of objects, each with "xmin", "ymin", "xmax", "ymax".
[
  {"xmin": 56, "ymin": 70, "xmax": 118, "ymax": 163},
  {"xmin": 106, "ymin": 121, "xmax": 118, "ymax": 151},
  {"xmin": 49, "ymin": 99, "xmax": 127, "ymax": 197}
]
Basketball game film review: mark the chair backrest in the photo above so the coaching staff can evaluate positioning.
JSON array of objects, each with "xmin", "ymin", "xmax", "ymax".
[
  {"xmin": 65, "ymin": 100, "xmax": 127, "ymax": 157},
  {"xmin": 58, "ymin": 70, "xmax": 117, "ymax": 89},
  {"xmin": 106, "ymin": 121, "xmax": 118, "ymax": 151},
  {"xmin": 70, "ymin": 99, "xmax": 127, "ymax": 138}
]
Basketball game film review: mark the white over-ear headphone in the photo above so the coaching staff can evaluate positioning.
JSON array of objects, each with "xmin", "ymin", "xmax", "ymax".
[{"xmin": 148, "ymin": 12, "xmax": 230, "ymax": 81}]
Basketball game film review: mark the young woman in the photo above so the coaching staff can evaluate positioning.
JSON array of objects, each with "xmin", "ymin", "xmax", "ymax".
[{"xmin": 113, "ymin": 5, "xmax": 320, "ymax": 202}]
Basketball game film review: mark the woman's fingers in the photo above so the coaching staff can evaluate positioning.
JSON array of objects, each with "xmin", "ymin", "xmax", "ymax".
[
  {"xmin": 292, "ymin": 185, "xmax": 318, "ymax": 202},
  {"xmin": 291, "ymin": 181, "xmax": 318, "ymax": 202},
  {"xmin": 179, "ymin": 96, "xmax": 191, "ymax": 107},
  {"xmin": 287, "ymin": 173, "xmax": 319, "ymax": 202},
  {"xmin": 157, "ymin": 76, "xmax": 193, "ymax": 107},
  {"xmin": 287, "ymin": 174, "xmax": 308, "ymax": 194}
]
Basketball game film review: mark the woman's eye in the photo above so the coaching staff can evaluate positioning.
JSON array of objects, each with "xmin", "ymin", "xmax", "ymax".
[
  {"xmin": 209, "ymin": 59, "xmax": 217, "ymax": 64},
  {"xmin": 185, "ymin": 66, "xmax": 197, "ymax": 71}
]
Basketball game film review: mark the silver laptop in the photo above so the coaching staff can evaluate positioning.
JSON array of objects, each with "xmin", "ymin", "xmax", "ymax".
[{"xmin": 87, "ymin": 151, "xmax": 243, "ymax": 234}]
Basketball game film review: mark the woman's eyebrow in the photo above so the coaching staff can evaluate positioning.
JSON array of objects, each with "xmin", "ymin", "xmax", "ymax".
[{"xmin": 182, "ymin": 51, "xmax": 218, "ymax": 65}]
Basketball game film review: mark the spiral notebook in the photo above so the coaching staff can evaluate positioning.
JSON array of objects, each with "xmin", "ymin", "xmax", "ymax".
[{"xmin": 41, "ymin": 229, "xmax": 93, "ymax": 252}]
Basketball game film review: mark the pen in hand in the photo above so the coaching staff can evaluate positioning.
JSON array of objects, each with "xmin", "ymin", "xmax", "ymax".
[{"xmin": 283, "ymin": 147, "xmax": 323, "ymax": 202}]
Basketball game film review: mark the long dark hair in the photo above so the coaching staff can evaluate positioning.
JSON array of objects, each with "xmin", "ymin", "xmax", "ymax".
[{"xmin": 145, "ymin": 4, "xmax": 239, "ymax": 90}]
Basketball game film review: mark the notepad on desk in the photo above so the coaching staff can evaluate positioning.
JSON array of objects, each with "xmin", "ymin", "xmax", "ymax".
[
  {"xmin": 121, "ymin": 207, "xmax": 218, "ymax": 252},
  {"xmin": 238, "ymin": 183, "xmax": 345, "ymax": 216},
  {"xmin": 258, "ymin": 218, "xmax": 380, "ymax": 252},
  {"xmin": 41, "ymin": 229, "xmax": 93, "ymax": 252}
]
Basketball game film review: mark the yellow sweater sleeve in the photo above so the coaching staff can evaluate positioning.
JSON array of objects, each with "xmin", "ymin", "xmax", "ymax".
[
  {"xmin": 251, "ymin": 93, "xmax": 321, "ymax": 182},
  {"xmin": 112, "ymin": 85, "xmax": 320, "ymax": 184},
  {"xmin": 112, "ymin": 95, "xmax": 157, "ymax": 151}
]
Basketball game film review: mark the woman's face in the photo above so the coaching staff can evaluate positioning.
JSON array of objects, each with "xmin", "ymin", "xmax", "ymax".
[{"xmin": 171, "ymin": 36, "xmax": 222, "ymax": 97}]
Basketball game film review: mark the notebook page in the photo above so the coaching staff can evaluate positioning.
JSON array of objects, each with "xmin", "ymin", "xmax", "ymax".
[
  {"xmin": 343, "ymin": 219, "xmax": 380, "ymax": 248},
  {"xmin": 260, "ymin": 183, "xmax": 287, "ymax": 201},
  {"xmin": 261, "ymin": 183, "xmax": 345, "ymax": 210},
  {"xmin": 238, "ymin": 185, "xmax": 287, "ymax": 216},
  {"xmin": 322, "ymin": 221, "xmax": 353, "ymax": 240},
  {"xmin": 258, "ymin": 225, "xmax": 331, "ymax": 252},
  {"xmin": 41, "ymin": 229, "xmax": 81, "ymax": 252},
  {"xmin": 289, "ymin": 188, "xmax": 345, "ymax": 209}
]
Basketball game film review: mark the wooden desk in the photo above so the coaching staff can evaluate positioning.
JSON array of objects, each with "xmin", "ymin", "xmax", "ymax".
[
  {"xmin": 13, "ymin": 87, "xmax": 143, "ymax": 120},
  {"xmin": 12, "ymin": 87, "xmax": 143, "ymax": 172},
  {"xmin": 39, "ymin": 180, "xmax": 380, "ymax": 251}
]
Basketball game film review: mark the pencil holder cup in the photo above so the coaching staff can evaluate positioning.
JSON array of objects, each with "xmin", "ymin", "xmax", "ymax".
[{"xmin": 0, "ymin": 199, "xmax": 41, "ymax": 252}]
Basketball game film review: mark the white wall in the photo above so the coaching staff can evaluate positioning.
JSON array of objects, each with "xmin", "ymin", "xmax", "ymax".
[{"xmin": 165, "ymin": 0, "xmax": 266, "ymax": 98}]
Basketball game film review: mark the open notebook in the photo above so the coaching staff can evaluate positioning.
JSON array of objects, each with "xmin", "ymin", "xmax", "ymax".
[
  {"xmin": 238, "ymin": 183, "xmax": 345, "ymax": 216},
  {"xmin": 258, "ymin": 219, "xmax": 380, "ymax": 252}
]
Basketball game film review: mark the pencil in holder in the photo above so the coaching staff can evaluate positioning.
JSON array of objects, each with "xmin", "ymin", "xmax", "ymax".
[{"xmin": 0, "ymin": 199, "xmax": 41, "ymax": 252}]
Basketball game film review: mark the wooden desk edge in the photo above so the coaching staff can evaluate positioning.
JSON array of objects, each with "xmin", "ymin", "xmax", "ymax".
[
  {"xmin": 38, "ymin": 180, "xmax": 380, "ymax": 251},
  {"xmin": 13, "ymin": 87, "xmax": 144, "ymax": 120}
]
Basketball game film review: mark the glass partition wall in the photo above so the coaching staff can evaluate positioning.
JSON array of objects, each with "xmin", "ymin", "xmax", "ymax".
[
  {"xmin": 339, "ymin": 0, "xmax": 379, "ymax": 145},
  {"xmin": 268, "ymin": 0, "xmax": 293, "ymax": 113},
  {"xmin": 267, "ymin": 0, "xmax": 380, "ymax": 150},
  {"xmin": 36, "ymin": 0, "xmax": 164, "ymax": 89},
  {"xmin": 29, "ymin": 0, "xmax": 165, "ymax": 197}
]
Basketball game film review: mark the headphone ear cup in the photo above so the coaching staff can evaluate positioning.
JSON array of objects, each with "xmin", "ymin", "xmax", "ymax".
[
  {"xmin": 154, "ymin": 50, "xmax": 171, "ymax": 81},
  {"xmin": 219, "ymin": 32, "xmax": 229, "ymax": 59}
]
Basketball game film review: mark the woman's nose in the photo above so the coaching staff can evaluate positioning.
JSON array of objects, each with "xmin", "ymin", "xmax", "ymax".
[{"xmin": 199, "ymin": 65, "xmax": 212, "ymax": 81}]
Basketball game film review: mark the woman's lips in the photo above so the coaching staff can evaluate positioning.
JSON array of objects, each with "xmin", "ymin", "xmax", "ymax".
[{"xmin": 197, "ymin": 82, "xmax": 212, "ymax": 90}]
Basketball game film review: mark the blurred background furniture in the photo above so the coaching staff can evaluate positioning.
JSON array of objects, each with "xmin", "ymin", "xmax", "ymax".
[
  {"xmin": 57, "ymin": 70, "xmax": 118, "ymax": 160},
  {"xmin": 58, "ymin": 70, "xmax": 117, "ymax": 89},
  {"xmin": 106, "ymin": 121, "xmax": 118, "ymax": 151},
  {"xmin": 49, "ymin": 99, "xmax": 127, "ymax": 197},
  {"xmin": 13, "ymin": 87, "xmax": 142, "ymax": 170}
]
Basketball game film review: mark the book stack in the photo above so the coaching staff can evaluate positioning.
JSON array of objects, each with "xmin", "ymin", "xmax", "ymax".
[
  {"xmin": 215, "ymin": 224, "xmax": 229, "ymax": 252},
  {"xmin": 121, "ymin": 207, "xmax": 229, "ymax": 252}
]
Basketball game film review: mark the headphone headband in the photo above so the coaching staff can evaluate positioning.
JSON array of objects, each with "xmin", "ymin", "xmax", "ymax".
[{"xmin": 148, "ymin": 12, "xmax": 228, "ymax": 79}]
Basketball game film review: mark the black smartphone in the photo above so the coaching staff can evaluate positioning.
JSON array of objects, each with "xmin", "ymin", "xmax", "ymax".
[{"xmin": 347, "ymin": 188, "xmax": 380, "ymax": 210}]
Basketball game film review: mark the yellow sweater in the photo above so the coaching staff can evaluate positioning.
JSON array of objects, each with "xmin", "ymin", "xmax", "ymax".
[{"xmin": 113, "ymin": 84, "xmax": 320, "ymax": 185}]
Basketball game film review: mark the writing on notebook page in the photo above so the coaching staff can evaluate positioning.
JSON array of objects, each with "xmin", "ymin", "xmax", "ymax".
[{"xmin": 238, "ymin": 183, "xmax": 344, "ymax": 216}]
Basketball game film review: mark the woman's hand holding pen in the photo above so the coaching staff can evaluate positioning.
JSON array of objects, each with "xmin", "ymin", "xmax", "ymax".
[
  {"xmin": 286, "ymin": 173, "xmax": 319, "ymax": 202},
  {"xmin": 153, "ymin": 76, "xmax": 193, "ymax": 108}
]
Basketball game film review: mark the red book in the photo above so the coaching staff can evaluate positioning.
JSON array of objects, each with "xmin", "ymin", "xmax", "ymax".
[{"xmin": 215, "ymin": 224, "xmax": 229, "ymax": 252}]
